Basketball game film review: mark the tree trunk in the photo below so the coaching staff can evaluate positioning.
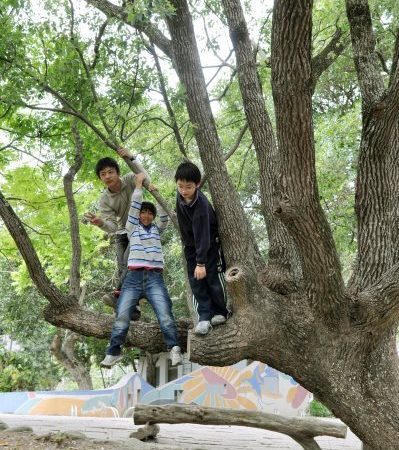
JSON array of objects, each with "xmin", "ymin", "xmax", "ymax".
[{"xmin": 50, "ymin": 331, "xmax": 93, "ymax": 390}]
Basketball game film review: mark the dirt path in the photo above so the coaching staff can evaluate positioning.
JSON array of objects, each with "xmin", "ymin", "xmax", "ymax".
[{"xmin": 0, "ymin": 414, "xmax": 362, "ymax": 450}]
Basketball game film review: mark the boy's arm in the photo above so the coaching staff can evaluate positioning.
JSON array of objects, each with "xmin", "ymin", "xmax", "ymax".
[
  {"xmin": 157, "ymin": 205, "xmax": 169, "ymax": 235},
  {"xmin": 192, "ymin": 208, "xmax": 210, "ymax": 265},
  {"xmin": 95, "ymin": 197, "xmax": 118, "ymax": 234},
  {"xmin": 126, "ymin": 175, "xmax": 145, "ymax": 234}
]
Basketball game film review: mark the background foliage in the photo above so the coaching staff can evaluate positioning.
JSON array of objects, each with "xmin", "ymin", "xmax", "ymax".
[{"xmin": 0, "ymin": 0, "xmax": 398, "ymax": 389}]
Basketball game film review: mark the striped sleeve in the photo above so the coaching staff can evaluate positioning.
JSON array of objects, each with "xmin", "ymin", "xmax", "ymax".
[
  {"xmin": 157, "ymin": 206, "xmax": 169, "ymax": 235},
  {"xmin": 126, "ymin": 188, "xmax": 142, "ymax": 234}
]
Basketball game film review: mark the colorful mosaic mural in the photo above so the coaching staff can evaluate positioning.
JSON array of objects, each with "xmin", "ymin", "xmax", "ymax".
[
  {"xmin": 141, "ymin": 362, "xmax": 310, "ymax": 416},
  {"xmin": 0, "ymin": 372, "xmax": 153, "ymax": 417},
  {"xmin": 0, "ymin": 362, "xmax": 310, "ymax": 417}
]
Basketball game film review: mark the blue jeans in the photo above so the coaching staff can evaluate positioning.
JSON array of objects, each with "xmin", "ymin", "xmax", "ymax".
[{"xmin": 107, "ymin": 269, "xmax": 179, "ymax": 355}]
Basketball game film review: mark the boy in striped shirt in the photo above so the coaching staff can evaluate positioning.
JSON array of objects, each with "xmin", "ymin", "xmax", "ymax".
[{"xmin": 101, "ymin": 173, "xmax": 182, "ymax": 367}]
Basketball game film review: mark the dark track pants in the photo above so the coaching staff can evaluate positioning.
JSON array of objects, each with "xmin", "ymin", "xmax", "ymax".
[{"xmin": 185, "ymin": 242, "xmax": 228, "ymax": 322}]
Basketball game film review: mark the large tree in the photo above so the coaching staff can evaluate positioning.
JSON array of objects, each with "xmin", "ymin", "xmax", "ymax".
[{"xmin": 1, "ymin": 0, "xmax": 399, "ymax": 448}]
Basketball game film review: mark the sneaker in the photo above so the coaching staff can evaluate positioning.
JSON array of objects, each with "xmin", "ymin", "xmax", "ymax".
[
  {"xmin": 210, "ymin": 315, "xmax": 227, "ymax": 326},
  {"xmin": 194, "ymin": 320, "xmax": 212, "ymax": 335},
  {"xmin": 170, "ymin": 346, "xmax": 183, "ymax": 366},
  {"xmin": 100, "ymin": 354, "xmax": 123, "ymax": 368}
]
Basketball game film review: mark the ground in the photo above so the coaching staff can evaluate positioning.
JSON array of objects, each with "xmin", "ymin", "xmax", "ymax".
[
  {"xmin": 0, "ymin": 414, "xmax": 362, "ymax": 449},
  {"xmin": 0, "ymin": 426, "xmax": 179, "ymax": 450}
]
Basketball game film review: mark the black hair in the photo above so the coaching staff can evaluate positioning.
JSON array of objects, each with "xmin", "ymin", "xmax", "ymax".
[
  {"xmin": 141, "ymin": 201, "xmax": 157, "ymax": 217},
  {"xmin": 174, "ymin": 161, "xmax": 202, "ymax": 184},
  {"xmin": 95, "ymin": 157, "xmax": 120, "ymax": 178}
]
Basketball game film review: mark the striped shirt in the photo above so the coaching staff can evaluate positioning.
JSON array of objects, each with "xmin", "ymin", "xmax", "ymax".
[{"xmin": 126, "ymin": 188, "xmax": 169, "ymax": 270}]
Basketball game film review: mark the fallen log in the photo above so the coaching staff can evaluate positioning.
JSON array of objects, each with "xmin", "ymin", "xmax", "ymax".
[{"xmin": 134, "ymin": 404, "xmax": 347, "ymax": 450}]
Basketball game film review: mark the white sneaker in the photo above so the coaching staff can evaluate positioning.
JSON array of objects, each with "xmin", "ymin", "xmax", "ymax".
[
  {"xmin": 194, "ymin": 321, "xmax": 211, "ymax": 335},
  {"xmin": 211, "ymin": 315, "xmax": 227, "ymax": 326},
  {"xmin": 170, "ymin": 346, "xmax": 183, "ymax": 366},
  {"xmin": 100, "ymin": 354, "xmax": 123, "ymax": 368}
]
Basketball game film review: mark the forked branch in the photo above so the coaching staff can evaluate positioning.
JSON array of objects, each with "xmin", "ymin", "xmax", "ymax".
[{"xmin": 354, "ymin": 261, "xmax": 399, "ymax": 331}]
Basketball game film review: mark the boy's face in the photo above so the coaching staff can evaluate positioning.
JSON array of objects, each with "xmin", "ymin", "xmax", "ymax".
[
  {"xmin": 140, "ymin": 209, "xmax": 155, "ymax": 226},
  {"xmin": 99, "ymin": 166, "xmax": 120, "ymax": 192},
  {"xmin": 176, "ymin": 179, "xmax": 198, "ymax": 203}
]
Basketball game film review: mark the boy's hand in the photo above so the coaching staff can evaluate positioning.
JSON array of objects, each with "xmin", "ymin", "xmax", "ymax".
[
  {"xmin": 148, "ymin": 183, "xmax": 157, "ymax": 192},
  {"xmin": 135, "ymin": 172, "xmax": 157, "ymax": 192},
  {"xmin": 117, "ymin": 147, "xmax": 135, "ymax": 160},
  {"xmin": 135, "ymin": 172, "xmax": 147, "ymax": 188},
  {"xmin": 194, "ymin": 265, "xmax": 206, "ymax": 280},
  {"xmin": 84, "ymin": 212, "xmax": 103, "ymax": 227}
]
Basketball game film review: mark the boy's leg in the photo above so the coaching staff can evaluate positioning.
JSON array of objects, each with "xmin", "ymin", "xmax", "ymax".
[
  {"xmin": 145, "ymin": 271, "xmax": 180, "ymax": 349},
  {"xmin": 205, "ymin": 244, "xmax": 229, "ymax": 318},
  {"xmin": 113, "ymin": 234, "xmax": 140, "ymax": 320},
  {"xmin": 185, "ymin": 248, "xmax": 214, "ymax": 321},
  {"xmin": 115, "ymin": 233, "xmax": 129, "ymax": 290},
  {"xmin": 107, "ymin": 270, "xmax": 142, "ymax": 355}
]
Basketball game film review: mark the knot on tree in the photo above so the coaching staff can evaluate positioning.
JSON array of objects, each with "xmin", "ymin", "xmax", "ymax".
[
  {"xmin": 272, "ymin": 194, "xmax": 297, "ymax": 219},
  {"xmin": 225, "ymin": 266, "xmax": 244, "ymax": 283}
]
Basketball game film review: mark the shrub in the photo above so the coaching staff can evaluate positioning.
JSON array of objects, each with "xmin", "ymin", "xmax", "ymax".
[{"xmin": 309, "ymin": 399, "xmax": 334, "ymax": 417}]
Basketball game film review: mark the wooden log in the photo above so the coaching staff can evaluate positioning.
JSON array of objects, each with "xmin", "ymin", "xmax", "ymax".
[{"xmin": 134, "ymin": 404, "xmax": 348, "ymax": 450}]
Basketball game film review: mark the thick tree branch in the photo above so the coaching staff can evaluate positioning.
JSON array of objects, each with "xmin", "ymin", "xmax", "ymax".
[
  {"xmin": 271, "ymin": 0, "xmax": 344, "ymax": 308},
  {"xmin": 346, "ymin": 5, "xmax": 399, "ymax": 291},
  {"xmin": 63, "ymin": 120, "xmax": 84, "ymax": 299},
  {"xmin": 345, "ymin": 0, "xmax": 385, "ymax": 108},
  {"xmin": 45, "ymin": 305, "xmax": 191, "ymax": 353},
  {"xmin": 84, "ymin": 0, "xmax": 173, "ymax": 60}
]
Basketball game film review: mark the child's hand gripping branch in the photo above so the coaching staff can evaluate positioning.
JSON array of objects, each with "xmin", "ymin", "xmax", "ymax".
[{"xmin": 135, "ymin": 172, "xmax": 147, "ymax": 189}]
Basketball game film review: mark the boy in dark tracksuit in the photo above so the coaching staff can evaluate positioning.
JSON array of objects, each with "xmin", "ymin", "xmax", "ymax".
[{"xmin": 175, "ymin": 162, "xmax": 229, "ymax": 335}]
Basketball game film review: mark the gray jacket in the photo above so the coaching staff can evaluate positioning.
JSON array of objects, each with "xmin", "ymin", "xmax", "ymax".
[{"xmin": 98, "ymin": 172, "xmax": 136, "ymax": 234}]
